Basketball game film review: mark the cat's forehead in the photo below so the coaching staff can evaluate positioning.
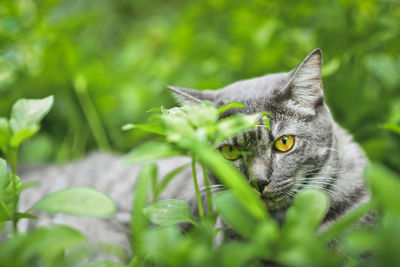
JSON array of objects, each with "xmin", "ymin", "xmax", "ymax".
[
  {"xmin": 215, "ymin": 72, "xmax": 290, "ymax": 115},
  {"xmin": 215, "ymin": 72, "xmax": 290, "ymax": 109},
  {"xmin": 218, "ymin": 73, "xmax": 289, "ymax": 100}
]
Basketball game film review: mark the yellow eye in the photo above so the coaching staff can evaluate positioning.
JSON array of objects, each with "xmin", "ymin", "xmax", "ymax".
[
  {"xmin": 274, "ymin": 135, "xmax": 295, "ymax": 152},
  {"xmin": 220, "ymin": 145, "xmax": 240, "ymax": 160}
]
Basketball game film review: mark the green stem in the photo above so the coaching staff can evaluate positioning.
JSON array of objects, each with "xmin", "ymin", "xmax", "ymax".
[
  {"xmin": 201, "ymin": 163, "xmax": 213, "ymax": 214},
  {"xmin": 8, "ymin": 147, "xmax": 17, "ymax": 174},
  {"xmin": 7, "ymin": 147, "xmax": 19, "ymax": 235},
  {"xmin": 191, "ymin": 155, "xmax": 204, "ymax": 218},
  {"xmin": 74, "ymin": 77, "xmax": 111, "ymax": 151},
  {"xmin": 185, "ymin": 138, "xmax": 266, "ymax": 220}
]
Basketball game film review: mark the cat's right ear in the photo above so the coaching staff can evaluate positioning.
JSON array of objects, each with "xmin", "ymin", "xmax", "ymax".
[
  {"xmin": 167, "ymin": 85, "xmax": 216, "ymax": 105},
  {"xmin": 282, "ymin": 48, "xmax": 324, "ymax": 115}
]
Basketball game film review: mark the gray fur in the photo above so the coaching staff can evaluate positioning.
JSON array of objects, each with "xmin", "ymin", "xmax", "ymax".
[
  {"xmin": 18, "ymin": 48, "xmax": 369, "ymax": 260},
  {"xmin": 170, "ymin": 48, "xmax": 369, "ymax": 228},
  {"xmin": 19, "ymin": 154, "xmax": 202, "ymax": 261}
]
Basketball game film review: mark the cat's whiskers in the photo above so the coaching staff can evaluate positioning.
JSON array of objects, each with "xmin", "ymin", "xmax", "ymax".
[
  {"xmin": 302, "ymin": 165, "xmax": 358, "ymax": 178},
  {"xmin": 297, "ymin": 176, "xmax": 337, "ymax": 184},
  {"xmin": 200, "ymin": 184, "xmax": 227, "ymax": 197},
  {"xmin": 293, "ymin": 183, "xmax": 337, "ymax": 198}
]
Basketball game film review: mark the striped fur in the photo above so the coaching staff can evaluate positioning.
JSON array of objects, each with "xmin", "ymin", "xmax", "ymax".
[{"xmin": 171, "ymin": 48, "xmax": 369, "ymax": 229}]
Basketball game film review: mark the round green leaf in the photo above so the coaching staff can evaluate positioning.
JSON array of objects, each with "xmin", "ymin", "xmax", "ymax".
[
  {"xmin": 9, "ymin": 95, "xmax": 54, "ymax": 147},
  {"xmin": 33, "ymin": 187, "xmax": 116, "ymax": 217},
  {"xmin": 284, "ymin": 189, "xmax": 329, "ymax": 231},
  {"xmin": 10, "ymin": 95, "xmax": 54, "ymax": 129},
  {"xmin": 124, "ymin": 141, "xmax": 181, "ymax": 164},
  {"xmin": 143, "ymin": 199, "xmax": 195, "ymax": 225}
]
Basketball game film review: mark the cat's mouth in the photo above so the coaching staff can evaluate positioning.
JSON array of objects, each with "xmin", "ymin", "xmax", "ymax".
[{"xmin": 259, "ymin": 191, "xmax": 294, "ymax": 211}]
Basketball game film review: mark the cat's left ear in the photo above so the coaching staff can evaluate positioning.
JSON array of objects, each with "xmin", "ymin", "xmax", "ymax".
[
  {"xmin": 283, "ymin": 48, "xmax": 324, "ymax": 114},
  {"xmin": 168, "ymin": 85, "xmax": 217, "ymax": 105}
]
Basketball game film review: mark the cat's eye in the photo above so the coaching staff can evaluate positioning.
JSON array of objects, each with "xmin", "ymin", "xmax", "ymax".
[
  {"xmin": 220, "ymin": 145, "xmax": 240, "ymax": 160},
  {"xmin": 274, "ymin": 135, "xmax": 295, "ymax": 152}
]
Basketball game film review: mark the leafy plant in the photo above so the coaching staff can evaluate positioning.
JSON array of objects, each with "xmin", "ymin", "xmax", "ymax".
[
  {"xmin": 121, "ymin": 102, "xmax": 377, "ymax": 267},
  {"xmin": 0, "ymin": 96, "xmax": 118, "ymax": 266},
  {"xmin": 1, "ymin": 97, "xmax": 400, "ymax": 267}
]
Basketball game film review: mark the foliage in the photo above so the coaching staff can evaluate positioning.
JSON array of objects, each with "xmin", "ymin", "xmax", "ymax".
[
  {"xmin": 0, "ymin": 0, "xmax": 398, "ymax": 171},
  {"xmin": 0, "ymin": 0, "xmax": 400, "ymax": 266},
  {"xmin": 0, "ymin": 96, "xmax": 118, "ymax": 266},
  {"xmin": 121, "ymin": 102, "xmax": 400, "ymax": 267},
  {"xmin": 1, "ymin": 98, "xmax": 400, "ymax": 266}
]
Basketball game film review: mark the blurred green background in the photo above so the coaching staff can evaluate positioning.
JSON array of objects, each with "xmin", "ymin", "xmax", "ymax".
[{"xmin": 0, "ymin": 0, "xmax": 399, "ymax": 172}]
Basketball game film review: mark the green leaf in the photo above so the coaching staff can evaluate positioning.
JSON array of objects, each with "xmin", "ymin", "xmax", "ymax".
[
  {"xmin": 260, "ymin": 111, "xmax": 271, "ymax": 131},
  {"xmin": 214, "ymin": 113, "xmax": 260, "ymax": 143},
  {"xmin": 16, "ymin": 212, "xmax": 38, "ymax": 220},
  {"xmin": 9, "ymin": 95, "xmax": 54, "ymax": 147},
  {"xmin": 0, "ymin": 118, "xmax": 11, "ymax": 153},
  {"xmin": 9, "ymin": 127, "xmax": 39, "ymax": 148},
  {"xmin": 156, "ymin": 164, "xmax": 189, "ymax": 200},
  {"xmin": 320, "ymin": 202, "xmax": 372, "ymax": 242},
  {"xmin": 344, "ymin": 229, "xmax": 377, "ymax": 253},
  {"xmin": 122, "ymin": 122, "xmax": 165, "ymax": 135},
  {"xmin": 131, "ymin": 164, "xmax": 154, "ymax": 260},
  {"xmin": 365, "ymin": 164, "xmax": 400, "ymax": 214},
  {"xmin": 283, "ymin": 189, "xmax": 329, "ymax": 232},
  {"xmin": 141, "ymin": 225, "xmax": 187, "ymax": 265},
  {"xmin": 162, "ymin": 114, "xmax": 195, "ymax": 143},
  {"xmin": 214, "ymin": 190, "xmax": 261, "ymax": 238},
  {"xmin": 182, "ymin": 102, "xmax": 219, "ymax": 128},
  {"xmin": 32, "ymin": 187, "xmax": 116, "ymax": 217},
  {"xmin": 0, "ymin": 158, "xmax": 7, "ymax": 200},
  {"xmin": 217, "ymin": 241, "xmax": 261, "ymax": 267},
  {"xmin": 277, "ymin": 190, "xmax": 335, "ymax": 267},
  {"xmin": 3, "ymin": 173, "xmax": 22, "ymax": 206},
  {"xmin": 146, "ymin": 107, "xmax": 162, "ymax": 113},
  {"xmin": 381, "ymin": 123, "xmax": 400, "ymax": 135},
  {"xmin": 0, "ymin": 225, "xmax": 86, "ymax": 265},
  {"xmin": 217, "ymin": 102, "xmax": 245, "ymax": 114},
  {"xmin": 21, "ymin": 180, "xmax": 41, "ymax": 190},
  {"xmin": 143, "ymin": 199, "xmax": 196, "ymax": 226},
  {"xmin": 0, "ymin": 159, "xmax": 12, "ymax": 221},
  {"xmin": 124, "ymin": 141, "xmax": 181, "ymax": 164},
  {"xmin": 0, "ymin": 203, "xmax": 11, "ymax": 222}
]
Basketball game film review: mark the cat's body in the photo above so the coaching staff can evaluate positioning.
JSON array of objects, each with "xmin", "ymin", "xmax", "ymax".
[
  {"xmin": 18, "ymin": 48, "xmax": 370, "ymax": 259},
  {"xmin": 19, "ymin": 154, "xmax": 201, "ymax": 253}
]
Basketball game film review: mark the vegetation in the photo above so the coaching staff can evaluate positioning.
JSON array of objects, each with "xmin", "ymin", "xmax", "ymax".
[
  {"xmin": 0, "ymin": 99, "xmax": 400, "ymax": 266},
  {"xmin": 0, "ymin": 0, "xmax": 399, "ymax": 266},
  {"xmin": 0, "ymin": 0, "xmax": 399, "ymax": 170}
]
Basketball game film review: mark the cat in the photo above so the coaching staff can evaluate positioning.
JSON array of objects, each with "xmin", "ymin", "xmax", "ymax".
[
  {"xmin": 18, "ymin": 48, "xmax": 370, "ymax": 260},
  {"xmin": 168, "ymin": 48, "xmax": 371, "ymax": 231}
]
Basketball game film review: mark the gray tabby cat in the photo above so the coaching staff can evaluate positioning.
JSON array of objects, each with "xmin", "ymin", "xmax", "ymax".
[
  {"xmin": 169, "ymin": 48, "xmax": 370, "ymax": 231},
  {"xmin": 19, "ymin": 48, "xmax": 369, "ymax": 258}
]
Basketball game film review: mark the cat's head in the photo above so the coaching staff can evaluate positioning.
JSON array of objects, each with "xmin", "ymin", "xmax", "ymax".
[{"xmin": 169, "ymin": 49, "xmax": 335, "ymax": 212}]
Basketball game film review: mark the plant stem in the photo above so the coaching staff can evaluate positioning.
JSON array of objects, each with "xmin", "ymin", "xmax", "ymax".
[
  {"xmin": 7, "ymin": 147, "xmax": 19, "ymax": 234},
  {"xmin": 201, "ymin": 163, "xmax": 213, "ymax": 214},
  {"xmin": 186, "ymin": 139, "xmax": 266, "ymax": 220},
  {"xmin": 74, "ymin": 76, "xmax": 111, "ymax": 151},
  {"xmin": 8, "ymin": 147, "xmax": 17, "ymax": 174},
  {"xmin": 191, "ymin": 155, "xmax": 204, "ymax": 218}
]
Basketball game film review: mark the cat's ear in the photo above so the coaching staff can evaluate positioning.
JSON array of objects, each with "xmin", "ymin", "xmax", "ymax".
[
  {"xmin": 283, "ymin": 48, "xmax": 324, "ymax": 113},
  {"xmin": 168, "ymin": 85, "xmax": 216, "ymax": 105}
]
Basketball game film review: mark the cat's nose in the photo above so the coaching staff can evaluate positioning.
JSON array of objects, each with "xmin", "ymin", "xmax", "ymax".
[{"xmin": 255, "ymin": 180, "xmax": 271, "ymax": 193}]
